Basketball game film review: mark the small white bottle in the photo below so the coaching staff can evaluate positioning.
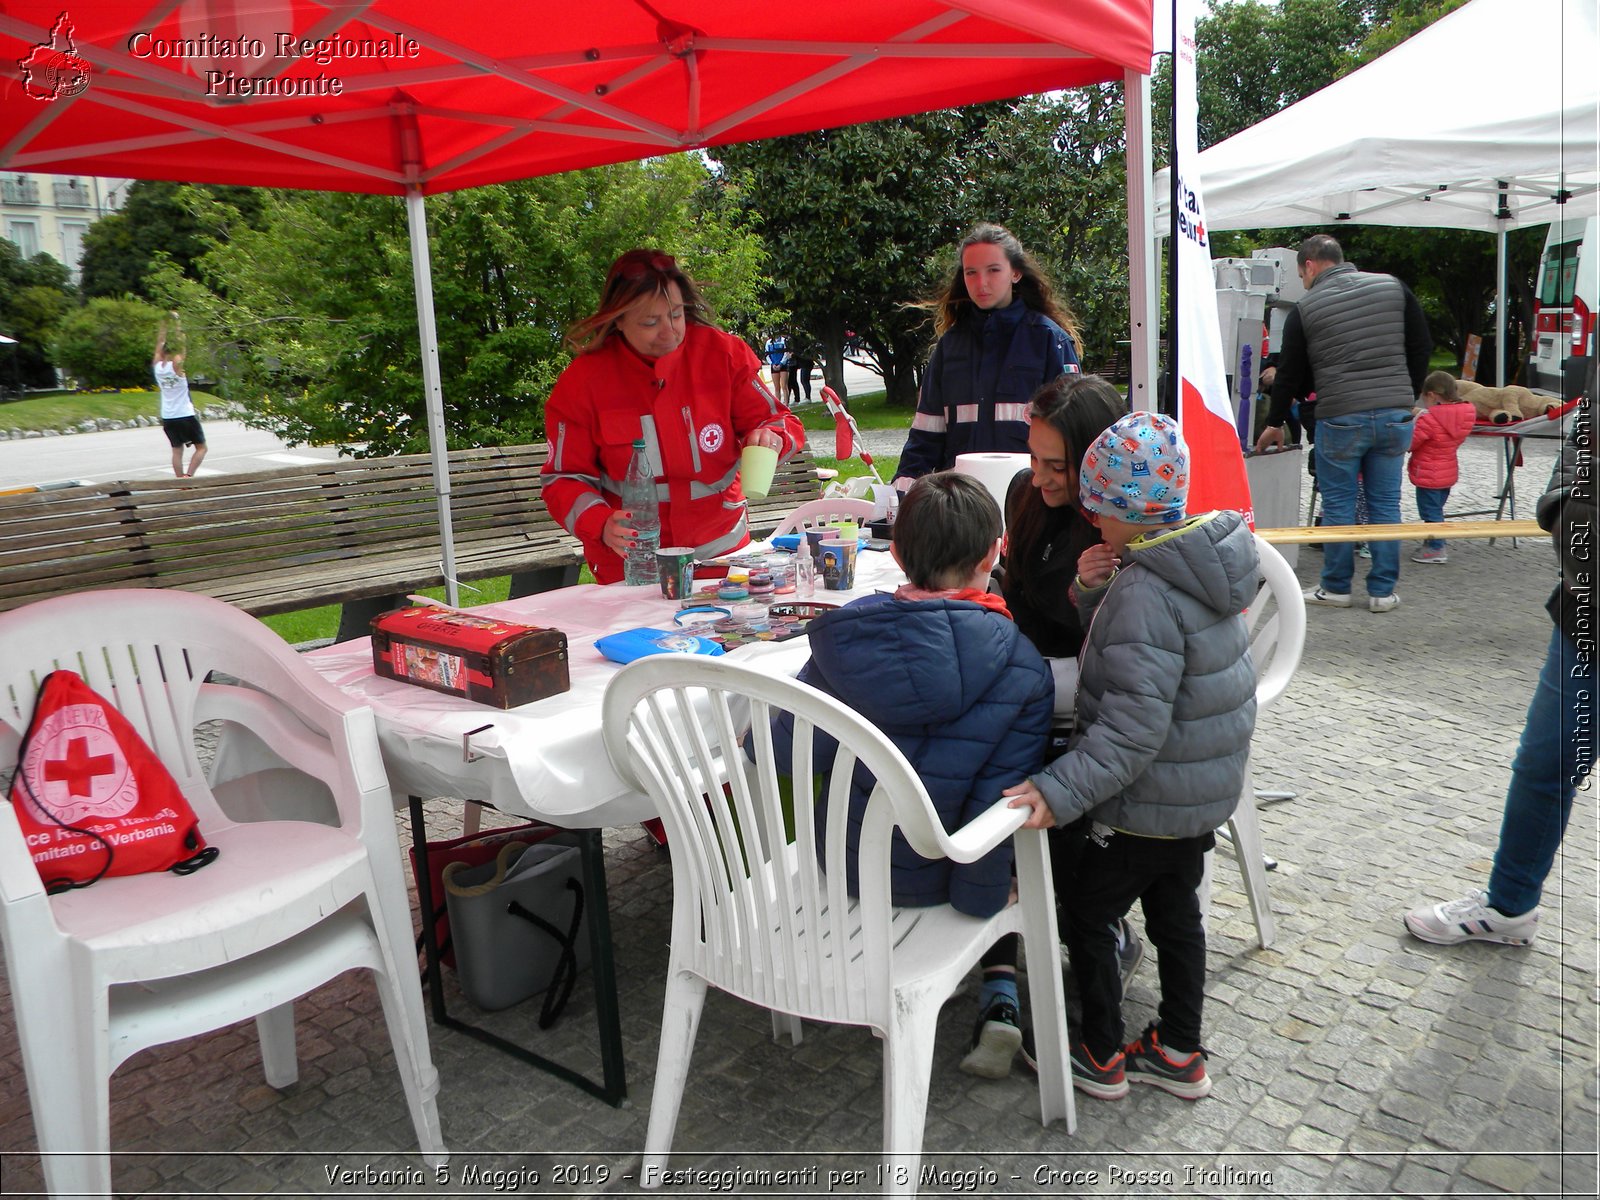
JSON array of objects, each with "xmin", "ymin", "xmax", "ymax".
[{"xmin": 794, "ymin": 549, "xmax": 816, "ymax": 598}]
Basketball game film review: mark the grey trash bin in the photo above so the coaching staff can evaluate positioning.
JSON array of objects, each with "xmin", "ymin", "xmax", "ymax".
[{"xmin": 442, "ymin": 836, "xmax": 591, "ymax": 1021}]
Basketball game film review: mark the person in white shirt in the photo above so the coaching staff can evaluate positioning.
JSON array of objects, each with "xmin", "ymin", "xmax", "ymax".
[{"xmin": 153, "ymin": 312, "xmax": 206, "ymax": 477}]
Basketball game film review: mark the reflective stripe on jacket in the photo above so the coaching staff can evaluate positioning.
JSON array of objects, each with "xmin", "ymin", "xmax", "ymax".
[
  {"xmin": 897, "ymin": 300, "xmax": 1079, "ymax": 479},
  {"xmin": 541, "ymin": 324, "xmax": 805, "ymax": 583}
]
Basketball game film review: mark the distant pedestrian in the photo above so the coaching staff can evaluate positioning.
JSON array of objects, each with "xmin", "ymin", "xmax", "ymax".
[
  {"xmin": 1407, "ymin": 370, "xmax": 1476, "ymax": 564},
  {"xmin": 764, "ymin": 332, "xmax": 791, "ymax": 404},
  {"xmin": 787, "ymin": 335, "xmax": 814, "ymax": 405},
  {"xmin": 153, "ymin": 312, "xmax": 205, "ymax": 478}
]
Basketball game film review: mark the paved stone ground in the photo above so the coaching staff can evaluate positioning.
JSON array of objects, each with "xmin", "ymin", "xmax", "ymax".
[{"xmin": 1, "ymin": 434, "xmax": 1595, "ymax": 1198}]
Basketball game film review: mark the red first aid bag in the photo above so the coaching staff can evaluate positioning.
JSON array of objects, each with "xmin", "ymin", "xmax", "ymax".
[{"xmin": 8, "ymin": 670, "xmax": 218, "ymax": 893}]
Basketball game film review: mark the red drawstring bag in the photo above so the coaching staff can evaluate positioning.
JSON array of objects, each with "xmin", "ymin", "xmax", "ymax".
[{"xmin": 9, "ymin": 670, "xmax": 218, "ymax": 893}]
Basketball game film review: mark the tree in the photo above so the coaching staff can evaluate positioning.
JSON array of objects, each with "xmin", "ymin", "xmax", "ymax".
[
  {"xmin": 714, "ymin": 93, "xmax": 1135, "ymax": 407},
  {"xmin": 0, "ymin": 241, "xmax": 75, "ymax": 389},
  {"xmin": 1171, "ymin": 0, "xmax": 1515, "ymax": 370},
  {"xmin": 78, "ymin": 180, "xmax": 265, "ymax": 300},
  {"xmin": 1153, "ymin": 0, "xmax": 1368, "ymax": 155},
  {"xmin": 52, "ymin": 298, "xmax": 162, "ymax": 388},
  {"xmin": 715, "ymin": 108, "xmax": 997, "ymax": 407},
  {"xmin": 155, "ymin": 157, "xmax": 773, "ymax": 455},
  {"xmin": 957, "ymin": 89, "xmax": 1133, "ymax": 370}
]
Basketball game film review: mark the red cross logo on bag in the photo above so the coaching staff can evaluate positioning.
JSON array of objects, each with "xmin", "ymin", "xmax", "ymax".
[{"xmin": 23, "ymin": 707, "xmax": 137, "ymax": 824}]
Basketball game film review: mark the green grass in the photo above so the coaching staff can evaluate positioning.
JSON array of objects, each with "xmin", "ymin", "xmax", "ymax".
[
  {"xmin": 795, "ymin": 388, "xmax": 914, "ymax": 432},
  {"xmin": 0, "ymin": 388, "xmax": 223, "ymax": 430},
  {"xmin": 261, "ymin": 575, "xmax": 521, "ymax": 645}
]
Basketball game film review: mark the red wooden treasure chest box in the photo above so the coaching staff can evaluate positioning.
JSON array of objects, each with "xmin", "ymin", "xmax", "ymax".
[{"xmin": 371, "ymin": 606, "xmax": 569, "ymax": 709}]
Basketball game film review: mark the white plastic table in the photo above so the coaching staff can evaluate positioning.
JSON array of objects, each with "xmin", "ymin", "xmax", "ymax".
[{"xmin": 302, "ymin": 549, "xmax": 904, "ymax": 1103}]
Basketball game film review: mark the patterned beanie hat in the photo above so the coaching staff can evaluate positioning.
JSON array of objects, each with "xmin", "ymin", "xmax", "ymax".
[{"xmin": 1079, "ymin": 411, "xmax": 1191, "ymax": 525}]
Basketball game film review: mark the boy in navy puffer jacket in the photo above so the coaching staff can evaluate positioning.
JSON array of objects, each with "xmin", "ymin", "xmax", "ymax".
[{"xmin": 772, "ymin": 472, "xmax": 1054, "ymax": 1079}]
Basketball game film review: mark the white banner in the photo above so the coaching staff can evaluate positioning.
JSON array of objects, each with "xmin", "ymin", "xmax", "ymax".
[{"xmin": 1173, "ymin": 0, "xmax": 1254, "ymax": 523}]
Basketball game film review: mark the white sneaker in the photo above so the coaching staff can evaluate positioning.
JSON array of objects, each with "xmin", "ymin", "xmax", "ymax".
[
  {"xmin": 1368, "ymin": 593, "xmax": 1401, "ymax": 613},
  {"xmin": 1404, "ymin": 890, "xmax": 1538, "ymax": 946},
  {"xmin": 1303, "ymin": 586, "xmax": 1352, "ymax": 608}
]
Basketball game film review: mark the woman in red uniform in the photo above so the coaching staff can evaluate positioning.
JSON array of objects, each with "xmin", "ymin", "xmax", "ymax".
[{"xmin": 541, "ymin": 250, "xmax": 805, "ymax": 583}]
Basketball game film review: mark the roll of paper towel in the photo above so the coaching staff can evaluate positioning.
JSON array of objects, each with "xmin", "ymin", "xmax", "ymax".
[{"xmin": 953, "ymin": 453, "xmax": 1031, "ymax": 526}]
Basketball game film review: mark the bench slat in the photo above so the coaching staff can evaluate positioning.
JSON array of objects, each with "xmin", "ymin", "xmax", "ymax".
[{"xmin": 0, "ymin": 442, "xmax": 818, "ymax": 616}]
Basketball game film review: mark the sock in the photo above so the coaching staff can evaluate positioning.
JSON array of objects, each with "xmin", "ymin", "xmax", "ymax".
[
  {"xmin": 978, "ymin": 970, "xmax": 1018, "ymax": 1016},
  {"xmin": 1153, "ymin": 1026, "xmax": 1200, "ymax": 1058}
]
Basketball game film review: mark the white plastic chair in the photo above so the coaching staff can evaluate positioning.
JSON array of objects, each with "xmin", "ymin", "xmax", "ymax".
[
  {"xmin": 0, "ymin": 590, "xmax": 446, "ymax": 1198},
  {"xmin": 603, "ymin": 656, "xmax": 1072, "ymax": 1195},
  {"xmin": 769, "ymin": 496, "xmax": 876, "ymax": 536},
  {"xmin": 1204, "ymin": 534, "xmax": 1307, "ymax": 949}
]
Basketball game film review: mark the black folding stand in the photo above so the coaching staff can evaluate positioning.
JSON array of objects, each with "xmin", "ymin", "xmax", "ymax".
[{"xmin": 407, "ymin": 794, "xmax": 628, "ymax": 1106}]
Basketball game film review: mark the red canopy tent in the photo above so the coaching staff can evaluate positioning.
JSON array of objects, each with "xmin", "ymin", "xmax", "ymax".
[{"xmin": 2, "ymin": 0, "xmax": 1156, "ymax": 599}]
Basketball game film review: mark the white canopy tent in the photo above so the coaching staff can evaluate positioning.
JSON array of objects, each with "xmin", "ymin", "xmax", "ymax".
[
  {"xmin": 1154, "ymin": 0, "xmax": 1600, "ymax": 380},
  {"xmin": 1158, "ymin": 0, "xmax": 1598, "ymax": 232}
]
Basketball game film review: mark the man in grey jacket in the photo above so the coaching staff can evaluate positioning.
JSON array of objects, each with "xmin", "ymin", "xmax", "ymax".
[
  {"xmin": 1256, "ymin": 235, "xmax": 1432, "ymax": 612},
  {"xmin": 1405, "ymin": 361, "xmax": 1595, "ymax": 945}
]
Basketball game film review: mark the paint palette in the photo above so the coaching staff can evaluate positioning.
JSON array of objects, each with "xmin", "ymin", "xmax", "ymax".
[{"xmin": 687, "ymin": 602, "xmax": 839, "ymax": 649}]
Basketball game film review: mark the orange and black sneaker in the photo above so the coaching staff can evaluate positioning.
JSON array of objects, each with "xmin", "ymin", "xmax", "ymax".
[
  {"xmin": 1124, "ymin": 1023, "xmax": 1211, "ymax": 1099},
  {"xmin": 1068, "ymin": 1041, "xmax": 1128, "ymax": 1100}
]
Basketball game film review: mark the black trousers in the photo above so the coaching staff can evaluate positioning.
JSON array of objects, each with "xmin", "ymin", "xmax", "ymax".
[{"xmin": 1059, "ymin": 820, "xmax": 1213, "ymax": 1059}]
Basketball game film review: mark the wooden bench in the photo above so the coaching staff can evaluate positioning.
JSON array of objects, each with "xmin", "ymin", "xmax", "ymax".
[
  {"xmin": 745, "ymin": 448, "xmax": 826, "ymax": 536},
  {"xmin": 0, "ymin": 441, "xmax": 824, "ymax": 632}
]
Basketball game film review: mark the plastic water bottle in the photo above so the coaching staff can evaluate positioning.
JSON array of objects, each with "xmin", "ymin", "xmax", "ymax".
[{"xmin": 620, "ymin": 439, "xmax": 659, "ymax": 586}]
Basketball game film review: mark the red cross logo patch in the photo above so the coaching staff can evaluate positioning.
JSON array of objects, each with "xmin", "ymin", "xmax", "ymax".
[{"xmin": 21, "ymin": 703, "xmax": 139, "ymax": 824}]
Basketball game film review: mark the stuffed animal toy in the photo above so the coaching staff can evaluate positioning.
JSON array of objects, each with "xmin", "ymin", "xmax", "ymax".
[{"xmin": 1454, "ymin": 378, "xmax": 1561, "ymax": 424}]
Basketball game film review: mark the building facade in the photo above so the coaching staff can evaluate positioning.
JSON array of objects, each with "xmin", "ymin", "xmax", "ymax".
[{"xmin": 1, "ymin": 172, "xmax": 130, "ymax": 281}]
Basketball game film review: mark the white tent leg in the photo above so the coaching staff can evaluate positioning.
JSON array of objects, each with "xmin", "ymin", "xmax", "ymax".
[
  {"xmin": 1124, "ymin": 69, "xmax": 1158, "ymax": 409},
  {"xmin": 406, "ymin": 186, "xmax": 460, "ymax": 607}
]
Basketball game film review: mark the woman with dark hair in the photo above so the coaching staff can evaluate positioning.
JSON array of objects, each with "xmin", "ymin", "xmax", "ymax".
[
  {"xmin": 541, "ymin": 249, "xmax": 804, "ymax": 583},
  {"xmin": 997, "ymin": 373, "xmax": 1141, "ymax": 1008},
  {"xmin": 893, "ymin": 223, "xmax": 1083, "ymax": 486},
  {"xmin": 999, "ymin": 374, "xmax": 1127, "ymax": 684}
]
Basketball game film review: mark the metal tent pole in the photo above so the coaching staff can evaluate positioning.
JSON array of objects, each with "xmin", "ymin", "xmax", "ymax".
[
  {"xmin": 1124, "ymin": 68, "xmax": 1158, "ymax": 412},
  {"xmin": 405, "ymin": 185, "xmax": 460, "ymax": 607}
]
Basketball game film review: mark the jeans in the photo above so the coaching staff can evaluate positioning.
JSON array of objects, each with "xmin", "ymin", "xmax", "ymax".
[
  {"xmin": 1415, "ymin": 486, "xmax": 1450, "ymax": 551},
  {"xmin": 1487, "ymin": 626, "xmax": 1597, "ymax": 916},
  {"xmin": 1060, "ymin": 822, "xmax": 1213, "ymax": 1058},
  {"xmin": 1315, "ymin": 408, "xmax": 1415, "ymax": 597}
]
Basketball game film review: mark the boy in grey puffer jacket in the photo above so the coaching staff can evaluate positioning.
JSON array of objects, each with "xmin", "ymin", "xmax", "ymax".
[{"xmin": 1007, "ymin": 412, "xmax": 1258, "ymax": 1103}]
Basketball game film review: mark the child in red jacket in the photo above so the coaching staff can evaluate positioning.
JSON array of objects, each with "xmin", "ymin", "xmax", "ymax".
[{"xmin": 1408, "ymin": 371, "xmax": 1477, "ymax": 564}]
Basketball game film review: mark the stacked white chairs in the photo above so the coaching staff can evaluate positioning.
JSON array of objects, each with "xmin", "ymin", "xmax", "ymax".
[
  {"xmin": 769, "ymin": 496, "xmax": 876, "ymax": 536},
  {"xmin": 1205, "ymin": 534, "xmax": 1308, "ymax": 948},
  {"xmin": 603, "ymin": 656, "xmax": 1072, "ymax": 1196},
  {"xmin": 0, "ymin": 590, "xmax": 445, "ymax": 1198}
]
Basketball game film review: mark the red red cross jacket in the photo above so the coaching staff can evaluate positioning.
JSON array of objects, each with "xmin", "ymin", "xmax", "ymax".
[{"xmin": 541, "ymin": 324, "xmax": 805, "ymax": 583}]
